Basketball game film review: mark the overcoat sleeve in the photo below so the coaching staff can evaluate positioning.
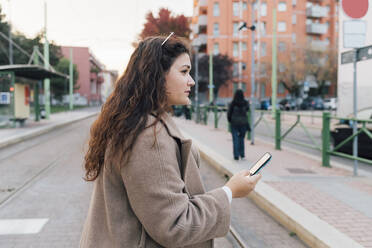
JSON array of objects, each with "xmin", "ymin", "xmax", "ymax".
[{"xmin": 121, "ymin": 124, "xmax": 231, "ymax": 247}]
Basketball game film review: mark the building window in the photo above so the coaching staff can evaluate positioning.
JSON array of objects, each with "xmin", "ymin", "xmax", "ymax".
[
  {"xmin": 253, "ymin": 1, "xmax": 258, "ymax": 10},
  {"xmin": 291, "ymin": 52, "xmax": 296, "ymax": 61},
  {"xmin": 242, "ymin": 42, "xmax": 247, "ymax": 51},
  {"xmin": 233, "ymin": 63, "xmax": 239, "ymax": 77},
  {"xmin": 254, "ymin": 42, "xmax": 258, "ymax": 51},
  {"xmin": 233, "ymin": 22, "xmax": 239, "ymax": 37},
  {"xmin": 242, "ymin": 83, "xmax": 247, "ymax": 92},
  {"xmin": 326, "ymin": 21, "xmax": 329, "ymax": 30},
  {"xmin": 292, "ymin": 0, "xmax": 296, "ymax": 6},
  {"xmin": 292, "ymin": 33, "xmax": 296, "ymax": 44},
  {"xmin": 278, "ymin": 21, "xmax": 286, "ymax": 32},
  {"xmin": 242, "ymin": 62, "xmax": 247, "ymax": 71},
  {"xmin": 278, "ymin": 82, "xmax": 285, "ymax": 93},
  {"xmin": 260, "ymin": 83, "xmax": 266, "ymax": 98},
  {"xmin": 233, "ymin": 82, "xmax": 239, "ymax": 93},
  {"xmin": 260, "ymin": 63, "xmax": 266, "ymax": 76},
  {"xmin": 278, "ymin": 42, "xmax": 286, "ymax": 52},
  {"xmin": 325, "ymin": 5, "xmax": 330, "ymax": 15},
  {"xmin": 213, "ymin": 2, "xmax": 220, "ymax": 16},
  {"xmin": 292, "ymin": 14, "xmax": 296, "ymax": 24},
  {"xmin": 261, "ymin": 2, "xmax": 267, "ymax": 16},
  {"xmin": 91, "ymin": 81, "xmax": 97, "ymax": 94},
  {"xmin": 243, "ymin": 2, "xmax": 247, "ymax": 10},
  {"xmin": 278, "ymin": 2, "xmax": 287, "ymax": 12},
  {"xmin": 260, "ymin": 22, "xmax": 266, "ymax": 36},
  {"xmin": 261, "ymin": 42, "xmax": 266, "ymax": 56},
  {"xmin": 233, "ymin": 2, "xmax": 239, "ymax": 16},
  {"xmin": 213, "ymin": 23, "xmax": 220, "ymax": 36},
  {"xmin": 213, "ymin": 43, "xmax": 219, "ymax": 55},
  {"xmin": 325, "ymin": 38, "xmax": 330, "ymax": 45},
  {"xmin": 233, "ymin": 42, "xmax": 239, "ymax": 57}
]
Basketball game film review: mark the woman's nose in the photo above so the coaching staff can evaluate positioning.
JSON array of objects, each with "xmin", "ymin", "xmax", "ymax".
[{"xmin": 188, "ymin": 76, "xmax": 195, "ymax": 86}]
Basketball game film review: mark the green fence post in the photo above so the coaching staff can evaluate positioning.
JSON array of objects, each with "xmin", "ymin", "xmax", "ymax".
[
  {"xmin": 322, "ymin": 112, "xmax": 331, "ymax": 167},
  {"xmin": 247, "ymin": 109, "xmax": 251, "ymax": 140},
  {"xmin": 214, "ymin": 106, "xmax": 218, "ymax": 128},
  {"xmin": 203, "ymin": 107, "xmax": 208, "ymax": 125},
  {"xmin": 275, "ymin": 109, "xmax": 281, "ymax": 150}
]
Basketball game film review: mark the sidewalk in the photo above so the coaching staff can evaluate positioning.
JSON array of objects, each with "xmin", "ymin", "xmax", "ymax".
[
  {"xmin": 0, "ymin": 107, "xmax": 99, "ymax": 149},
  {"xmin": 174, "ymin": 117, "xmax": 372, "ymax": 248}
]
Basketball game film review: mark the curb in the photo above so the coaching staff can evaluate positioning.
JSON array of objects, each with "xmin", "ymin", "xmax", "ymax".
[
  {"xmin": 180, "ymin": 130, "xmax": 363, "ymax": 248},
  {"xmin": 0, "ymin": 112, "xmax": 98, "ymax": 150}
]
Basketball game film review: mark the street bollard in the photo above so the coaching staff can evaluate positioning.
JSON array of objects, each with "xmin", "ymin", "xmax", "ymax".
[
  {"xmin": 203, "ymin": 107, "xmax": 208, "ymax": 125},
  {"xmin": 247, "ymin": 109, "xmax": 251, "ymax": 140},
  {"xmin": 275, "ymin": 110, "xmax": 281, "ymax": 150},
  {"xmin": 322, "ymin": 112, "xmax": 331, "ymax": 167},
  {"xmin": 214, "ymin": 106, "xmax": 218, "ymax": 129}
]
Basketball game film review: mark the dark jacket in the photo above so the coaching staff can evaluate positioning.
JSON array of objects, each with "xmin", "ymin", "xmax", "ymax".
[{"xmin": 227, "ymin": 100, "xmax": 250, "ymax": 128}]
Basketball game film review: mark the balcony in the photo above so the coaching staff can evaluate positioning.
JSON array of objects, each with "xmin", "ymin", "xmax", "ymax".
[
  {"xmin": 197, "ymin": 34, "xmax": 207, "ymax": 45},
  {"xmin": 306, "ymin": 23, "xmax": 327, "ymax": 34},
  {"xmin": 306, "ymin": 5, "xmax": 327, "ymax": 18},
  {"xmin": 310, "ymin": 40, "xmax": 329, "ymax": 51},
  {"xmin": 199, "ymin": 0, "xmax": 207, "ymax": 7},
  {"xmin": 198, "ymin": 15, "xmax": 207, "ymax": 26}
]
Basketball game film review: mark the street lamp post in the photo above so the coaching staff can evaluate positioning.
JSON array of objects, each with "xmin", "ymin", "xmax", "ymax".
[
  {"xmin": 192, "ymin": 40, "xmax": 200, "ymax": 123},
  {"xmin": 239, "ymin": 20, "xmax": 256, "ymax": 144}
]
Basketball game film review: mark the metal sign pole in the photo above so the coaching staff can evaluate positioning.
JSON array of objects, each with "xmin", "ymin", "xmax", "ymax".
[{"xmin": 352, "ymin": 48, "xmax": 358, "ymax": 176}]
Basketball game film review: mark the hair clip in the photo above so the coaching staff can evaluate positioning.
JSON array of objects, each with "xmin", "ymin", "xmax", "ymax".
[{"xmin": 161, "ymin": 32, "xmax": 174, "ymax": 46}]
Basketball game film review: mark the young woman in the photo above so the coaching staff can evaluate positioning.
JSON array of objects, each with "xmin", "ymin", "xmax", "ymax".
[
  {"xmin": 80, "ymin": 35, "xmax": 261, "ymax": 248},
  {"xmin": 227, "ymin": 89, "xmax": 250, "ymax": 161}
]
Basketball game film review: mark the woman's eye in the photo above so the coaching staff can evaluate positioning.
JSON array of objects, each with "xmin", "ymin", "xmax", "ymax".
[{"xmin": 181, "ymin": 70, "xmax": 188, "ymax": 74}]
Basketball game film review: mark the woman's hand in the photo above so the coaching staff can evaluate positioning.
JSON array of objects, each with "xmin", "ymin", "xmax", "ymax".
[{"xmin": 225, "ymin": 170, "xmax": 262, "ymax": 198}]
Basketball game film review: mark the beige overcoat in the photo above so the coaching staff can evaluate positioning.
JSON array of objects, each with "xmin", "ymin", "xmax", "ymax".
[{"xmin": 80, "ymin": 113, "xmax": 231, "ymax": 248}]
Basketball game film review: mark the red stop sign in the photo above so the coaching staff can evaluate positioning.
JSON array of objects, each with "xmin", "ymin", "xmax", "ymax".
[{"xmin": 342, "ymin": 0, "xmax": 369, "ymax": 19}]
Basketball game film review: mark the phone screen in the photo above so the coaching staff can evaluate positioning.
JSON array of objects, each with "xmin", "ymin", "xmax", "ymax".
[{"xmin": 249, "ymin": 152, "xmax": 271, "ymax": 175}]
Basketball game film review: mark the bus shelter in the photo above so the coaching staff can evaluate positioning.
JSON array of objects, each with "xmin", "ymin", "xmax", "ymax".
[{"xmin": 0, "ymin": 65, "xmax": 67, "ymax": 126}]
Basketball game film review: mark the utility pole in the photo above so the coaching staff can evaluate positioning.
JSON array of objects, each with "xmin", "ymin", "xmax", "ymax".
[
  {"xmin": 33, "ymin": 46, "xmax": 40, "ymax": 121},
  {"xmin": 7, "ymin": 0, "xmax": 13, "ymax": 64},
  {"xmin": 69, "ymin": 48, "xmax": 74, "ymax": 110},
  {"xmin": 209, "ymin": 52, "xmax": 214, "ymax": 104},
  {"xmin": 250, "ymin": 1, "xmax": 256, "ymax": 145},
  {"xmin": 43, "ymin": 1, "xmax": 50, "ymax": 119},
  {"xmin": 271, "ymin": 0, "xmax": 278, "ymax": 117},
  {"xmin": 238, "ymin": 0, "xmax": 243, "ymax": 90}
]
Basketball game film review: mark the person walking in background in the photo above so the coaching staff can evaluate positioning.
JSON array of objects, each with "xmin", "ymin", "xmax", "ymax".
[
  {"xmin": 80, "ymin": 35, "xmax": 261, "ymax": 247},
  {"xmin": 227, "ymin": 89, "xmax": 250, "ymax": 161}
]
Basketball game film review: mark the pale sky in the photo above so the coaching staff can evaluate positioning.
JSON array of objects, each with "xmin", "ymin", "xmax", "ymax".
[{"xmin": 0, "ymin": 0, "xmax": 193, "ymax": 74}]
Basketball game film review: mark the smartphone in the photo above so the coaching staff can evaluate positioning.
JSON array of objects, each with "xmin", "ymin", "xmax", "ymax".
[{"xmin": 249, "ymin": 152, "xmax": 272, "ymax": 176}]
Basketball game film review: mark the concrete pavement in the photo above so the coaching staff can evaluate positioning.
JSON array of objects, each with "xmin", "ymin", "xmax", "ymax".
[
  {"xmin": 175, "ymin": 117, "xmax": 372, "ymax": 248},
  {"xmin": 0, "ymin": 107, "xmax": 99, "ymax": 149}
]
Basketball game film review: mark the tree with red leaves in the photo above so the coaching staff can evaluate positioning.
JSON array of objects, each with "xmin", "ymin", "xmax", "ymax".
[{"xmin": 135, "ymin": 8, "xmax": 191, "ymax": 45}]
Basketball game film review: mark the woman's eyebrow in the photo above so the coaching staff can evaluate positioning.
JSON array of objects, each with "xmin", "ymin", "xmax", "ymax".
[{"xmin": 180, "ymin": 65, "xmax": 191, "ymax": 69}]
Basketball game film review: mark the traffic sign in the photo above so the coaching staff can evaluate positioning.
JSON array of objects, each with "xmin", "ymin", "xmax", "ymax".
[
  {"xmin": 341, "ymin": 45, "xmax": 372, "ymax": 64},
  {"xmin": 342, "ymin": 0, "xmax": 369, "ymax": 19},
  {"xmin": 341, "ymin": 50, "xmax": 356, "ymax": 64},
  {"xmin": 357, "ymin": 45, "xmax": 372, "ymax": 61}
]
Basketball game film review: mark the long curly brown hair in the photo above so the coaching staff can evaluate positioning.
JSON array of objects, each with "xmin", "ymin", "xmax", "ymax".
[{"xmin": 84, "ymin": 36, "xmax": 190, "ymax": 181}]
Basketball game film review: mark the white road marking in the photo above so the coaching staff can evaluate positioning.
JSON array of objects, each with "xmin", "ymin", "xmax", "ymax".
[{"xmin": 0, "ymin": 218, "xmax": 49, "ymax": 235}]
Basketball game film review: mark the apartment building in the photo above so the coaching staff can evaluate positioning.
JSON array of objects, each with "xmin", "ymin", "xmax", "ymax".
[
  {"xmin": 61, "ymin": 46, "xmax": 105, "ymax": 106},
  {"xmin": 191, "ymin": 0, "xmax": 339, "ymax": 101}
]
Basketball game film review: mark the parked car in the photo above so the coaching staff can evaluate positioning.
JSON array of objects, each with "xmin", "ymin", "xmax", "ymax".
[
  {"xmin": 300, "ymin": 97, "xmax": 324, "ymax": 110},
  {"xmin": 324, "ymin": 98, "xmax": 337, "ymax": 110},
  {"xmin": 279, "ymin": 98, "xmax": 297, "ymax": 111},
  {"xmin": 260, "ymin": 99, "xmax": 270, "ymax": 110}
]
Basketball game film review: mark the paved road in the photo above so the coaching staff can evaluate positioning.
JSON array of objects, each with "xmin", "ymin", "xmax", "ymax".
[
  {"xmin": 202, "ymin": 111, "xmax": 372, "ymax": 173},
  {"xmin": 0, "ymin": 116, "xmax": 306, "ymax": 247},
  {"xmin": 0, "ymin": 118, "xmax": 93, "ymax": 247}
]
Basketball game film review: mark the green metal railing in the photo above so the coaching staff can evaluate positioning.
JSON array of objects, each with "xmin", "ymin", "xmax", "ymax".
[
  {"xmin": 322, "ymin": 113, "xmax": 372, "ymax": 166},
  {"xmin": 183, "ymin": 105, "xmax": 372, "ymax": 168}
]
